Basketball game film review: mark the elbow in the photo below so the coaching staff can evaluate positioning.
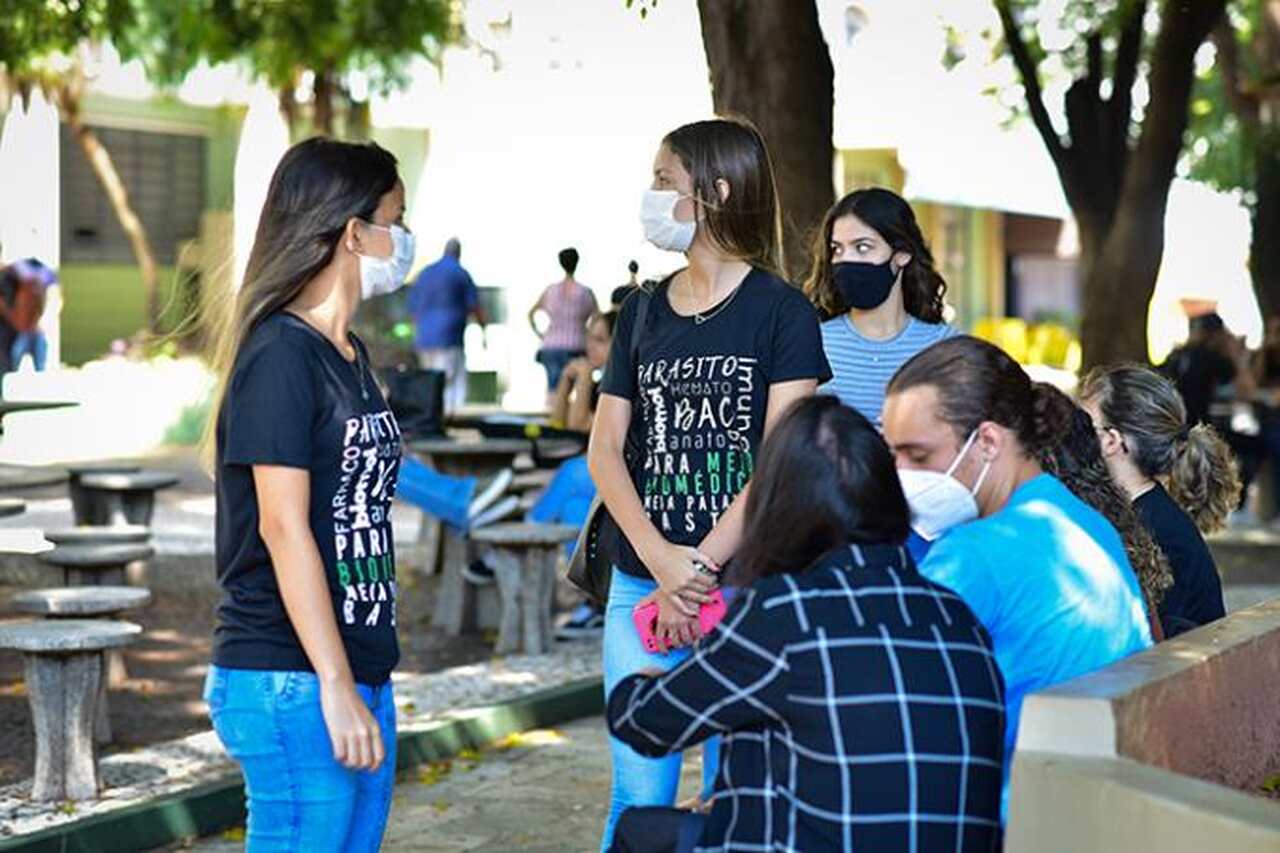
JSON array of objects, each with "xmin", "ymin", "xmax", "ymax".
[{"xmin": 257, "ymin": 510, "xmax": 300, "ymax": 551}]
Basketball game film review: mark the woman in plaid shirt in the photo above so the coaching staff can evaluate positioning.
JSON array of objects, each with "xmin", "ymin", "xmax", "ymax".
[{"xmin": 607, "ymin": 396, "xmax": 1005, "ymax": 852}]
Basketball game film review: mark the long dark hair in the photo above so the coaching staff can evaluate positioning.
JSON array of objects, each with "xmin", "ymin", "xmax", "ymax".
[
  {"xmin": 1080, "ymin": 364, "xmax": 1240, "ymax": 534},
  {"xmin": 731, "ymin": 396, "xmax": 910, "ymax": 587},
  {"xmin": 663, "ymin": 117, "xmax": 785, "ymax": 276},
  {"xmin": 1036, "ymin": 386, "xmax": 1174, "ymax": 612},
  {"xmin": 804, "ymin": 187, "xmax": 947, "ymax": 322},
  {"xmin": 887, "ymin": 336, "xmax": 1072, "ymax": 457},
  {"xmin": 201, "ymin": 137, "xmax": 400, "ymax": 467}
]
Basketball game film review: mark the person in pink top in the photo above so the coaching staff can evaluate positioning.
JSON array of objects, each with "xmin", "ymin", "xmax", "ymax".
[{"xmin": 530, "ymin": 247, "xmax": 599, "ymax": 401}]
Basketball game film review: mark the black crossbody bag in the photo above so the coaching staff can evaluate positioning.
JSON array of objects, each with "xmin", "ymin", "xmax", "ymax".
[{"xmin": 565, "ymin": 284, "xmax": 655, "ymax": 606}]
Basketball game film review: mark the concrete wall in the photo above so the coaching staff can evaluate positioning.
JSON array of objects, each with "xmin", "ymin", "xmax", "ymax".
[{"xmin": 1007, "ymin": 598, "xmax": 1280, "ymax": 851}]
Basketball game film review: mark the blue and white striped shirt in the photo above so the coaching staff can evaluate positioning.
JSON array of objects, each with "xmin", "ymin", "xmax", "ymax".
[{"xmin": 820, "ymin": 314, "xmax": 957, "ymax": 427}]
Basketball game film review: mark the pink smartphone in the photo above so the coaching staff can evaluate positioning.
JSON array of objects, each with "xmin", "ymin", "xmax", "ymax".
[{"xmin": 632, "ymin": 588, "xmax": 729, "ymax": 653}]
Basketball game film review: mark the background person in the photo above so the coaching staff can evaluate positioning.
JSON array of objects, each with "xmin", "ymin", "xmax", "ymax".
[
  {"xmin": 882, "ymin": 335, "xmax": 1153, "ymax": 820},
  {"xmin": 1080, "ymin": 364, "xmax": 1236, "ymax": 637},
  {"xmin": 1, "ymin": 258, "xmax": 54, "ymax": 371},
  {"xmin": 408, "ymin": 237, "xmax": 487, "ymax": 412},
  {"xmin": 588, "ymin": 117, "xmax": 829, "ymax": 850},
  {"xmin": 804, "ymin": 187, "xmax": 955, "ymax": 429},
  {"xmin": 531, "ymin": 247, "xmax": 599, "ymax": 399},
  {"xmin": 607, "ymin": 396, "xmax": 1005, "ymax": 852},
  {"xmin": 202, "ymin": 138, "xmax": 411, "ymax": 851}
]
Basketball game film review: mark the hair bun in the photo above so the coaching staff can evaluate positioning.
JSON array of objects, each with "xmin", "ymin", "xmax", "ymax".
[{"xmin": 1029, "ymin": 382, "xmax": 1075, "ymax": 453}]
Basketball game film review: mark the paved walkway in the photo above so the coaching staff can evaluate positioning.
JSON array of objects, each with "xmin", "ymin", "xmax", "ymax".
[{"xmin": 178, "ymin": 716, "xmax": 703, "ymax": 853}]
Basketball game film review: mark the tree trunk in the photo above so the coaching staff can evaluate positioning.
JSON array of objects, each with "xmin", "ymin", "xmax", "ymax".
[
  {"xmin": 59, "ymin": 92, "xmax": 162, "ymax": 331},
  {"xmin": 1077, "ymin": 0, "xmax": 1228, "ymax": 371},
  {"xmin": 313, "ymin": 66, "xmax": 336, "ymax": 136},
  {"xmin": 694, "ymin": 0, "xmax": 834, "ymax": 283},
  {"xmin": 1250, "ymin": 136, "xmax": 1280, "ymax": 320}
]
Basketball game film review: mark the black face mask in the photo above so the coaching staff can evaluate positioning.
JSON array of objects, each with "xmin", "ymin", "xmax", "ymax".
[{"xmin": 833, "ymin": 259, "xmax": 897, "ymax": 311}]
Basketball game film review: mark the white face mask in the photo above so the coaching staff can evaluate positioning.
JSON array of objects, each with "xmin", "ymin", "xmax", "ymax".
[
  {"xmin": 897, "ymin": 430, "xmax": 992, "ymax": 541},
  {"xmin": 640, "ymin": 189, "xmax": 696, "ymax": 253},
  {"xmin": 357, "ymin": 223, "xmax": 416, "ymax": 300}
]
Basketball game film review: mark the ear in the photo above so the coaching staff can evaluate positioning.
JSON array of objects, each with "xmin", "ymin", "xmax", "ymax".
[
  {"xmin": 974, "ymin": 420, "xmax": 1005, "ymax": 462},
  {"xmin": 714, "ymin": 177, "xmax": 731, "ymax": 204},
  {"xmin": 892, "ymin": 251, "xmax": 912, "ymax": 273},
  {"xmin": 343, "ymin": 217, "xmax": 364, "ymax": 255},
  {"xmin": 1096, "ymin": 427, "xmax": 1124, "ymax": 460}
]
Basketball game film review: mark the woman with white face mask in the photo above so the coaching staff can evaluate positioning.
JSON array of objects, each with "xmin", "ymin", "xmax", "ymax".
[
  {"xmin": 201, "ymin": 138, "xmax": 412, "ymax": 852},
  {"xmin": 588, "ymin": 118, "xmax": 830, "ymax": 851},
  {"xmin": 881, "ymin": 335, "xmax": 1153, "ymax": 825}
]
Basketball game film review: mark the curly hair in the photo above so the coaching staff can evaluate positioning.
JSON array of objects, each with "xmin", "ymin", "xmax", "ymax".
[
  {"xmin": 803, "ymin": 188, "xmax": 947, "ymax": 322},
  {"xmin": 1038, "ymin": 389, "xmax": 1174, "ymax": 612},
  {"xmin": 1080, "ymin": 365, "xmax": 1241, "ymax": 535}
]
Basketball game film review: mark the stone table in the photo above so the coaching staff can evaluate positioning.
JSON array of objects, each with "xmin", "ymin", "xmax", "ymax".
[
  {"xmin": 0, "ymin": 619, "xmax": 142, "ymax": 801},
  {"xmin": 66, "ymin": 464, "xmax": 141, "ymax": 522},
  {"xmin": 0, "ymin": 464, "xmax": 69, "ymax": 492},
  {"xmin": 39, "ymin": 543, "xmax": 156, "ymax": 587},
  {"xmin": 75, "ymin": 471, "xmax": 179, "ymax": 526},
  {"xmin": 10, "ymin": 586, "xmax": 152, "ymax": 742},
  {"xmin": 44, "ymin": 525, "xmax": 151, "ymax": 546},
  {"xmin": 470, "ymin": 523, "xmax": 579, "ymax": 655},
  {"xmin": 409, "ymin": 437, "xmax": 529, "ymax": 628}
]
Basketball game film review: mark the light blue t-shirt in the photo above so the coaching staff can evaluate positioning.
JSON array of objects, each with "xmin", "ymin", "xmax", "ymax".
[
  {"xmin": 920, "ymin": 474, "xmax": 1152, "ymax": 820},
  {"xmin": 819, "ymin": 314, "xmax": 956, "ymax": 427}
]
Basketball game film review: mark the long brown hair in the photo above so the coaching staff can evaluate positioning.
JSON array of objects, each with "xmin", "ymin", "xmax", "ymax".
[
  {"xmin": 199, "ymin": 138, "xmax": 400, "ymax": 469},
  {"xmin": 731, "ymin": 396, "xmax": 910, "ymax": 587},
  {"xmin": 663, "ymin": 117, "xmax": 785, "ymax": 276},
  {"xmin": 1036, "ymin": 385, "xmax": 1174, "ymax": 613},
  {"xmin": 804, "ymin": 188, "xmax": 947, "ymax": 321},
  {"xmin": 1079, "ymin": 364, "xmax": 1241, "ymax": 534}
]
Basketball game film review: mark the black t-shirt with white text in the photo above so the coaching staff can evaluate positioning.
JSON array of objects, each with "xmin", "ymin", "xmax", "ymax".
[
  {"xmin": 600, "ymin": 268, "xmax": 830, "ymax": 579},
  {"xmin": 213, "ymin": 312, "xmax": 402, "ymax": 686}
]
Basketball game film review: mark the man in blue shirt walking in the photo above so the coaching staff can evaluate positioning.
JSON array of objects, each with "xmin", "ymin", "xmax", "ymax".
[{"xmin": 407, "ymin": 238, "xmax": 487, "ymax": 411}]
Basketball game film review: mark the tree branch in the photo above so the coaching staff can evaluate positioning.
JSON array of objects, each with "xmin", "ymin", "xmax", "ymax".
[
  {"xmin": 1213, "ymin": 18, "xmax": 1260, "ymax": 126},
  {"xmin": 1110, "ymin": 0, "xmax": 1146, "ymax": 124},
  {"xmin": 995, "ymin": 0, "xmax": 1066, "ymax": 168}
]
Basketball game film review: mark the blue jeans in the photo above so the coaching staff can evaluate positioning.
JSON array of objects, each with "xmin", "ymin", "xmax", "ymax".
[
  {"xmin": 538, "ymin": 347, "xmax": 584, "ymax": 390},
  {"xmin": 10, "ymin": 332, "xmax": 46, "ymax": 371},
  {"xmin": 528, "ymin": 455, "xmax": 596, "ymax": 558},
  {"xmin": 395, "ymin": 455, "xmax": 475, "ymax": 530},
  {"xmin": 204, "ymin": 666, "xmax": 397, "ymax": 853},
  {"xmin": 602, "ymin": 568, "xmax": 720, "ymax": 852}
]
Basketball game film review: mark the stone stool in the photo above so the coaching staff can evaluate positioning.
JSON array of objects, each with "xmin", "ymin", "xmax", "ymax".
[
  {"xmin": 0, "ymin": 619, "xmax": 142, "ymax": 801},
  {"xmin": 74, "ymin": 471, "xmax": 178, "ymax": 527},
  {"xmin": 39, "ymin": 543, "xmax": 156, "ymax": 587},
  {"xmin": 10, "ymin": 586, "xmax": 152, "ymax": 744},
  {"xmin": 470, "ymin": 523, "xmax": 578, "ymax": 655},
  {"xmin": 510, "ymin": 470, "xmax": 554, "ymax": 495},
  {"xmin": 0, "ymin": 496, "xmax": 27, "ymax": 518},
  {"xmin": 67, "ymin": 464, "xmax": 141, "ymax": 524},
  {"xmin": 44, "ymin": 525, "xmax": 152, "ymax": 546}
]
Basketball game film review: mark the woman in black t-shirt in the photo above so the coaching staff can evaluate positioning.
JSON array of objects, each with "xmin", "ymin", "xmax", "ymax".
[
  {"xmin": 588, "ymin": 118, "xmax": 830, "ymax": 850},
  {"xmin": 1080, "ymin": 365, "xmax": 1238, "ymax": 637},
  {"xmin": 202, "ymin": 138, "xmax": 413, "ymax": 852}
]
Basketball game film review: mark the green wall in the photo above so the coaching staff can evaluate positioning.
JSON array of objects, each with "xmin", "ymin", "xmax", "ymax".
[{"xmin": 59, "ymin": 264, "xmax": 183, "ymax": 365}]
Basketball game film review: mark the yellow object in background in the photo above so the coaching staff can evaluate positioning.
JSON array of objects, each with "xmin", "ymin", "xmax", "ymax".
[{"xmin": 973, "ymin": 317, "xmax": 1081, "ymax": 372}]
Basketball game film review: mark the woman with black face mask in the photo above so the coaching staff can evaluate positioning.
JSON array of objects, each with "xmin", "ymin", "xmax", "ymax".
[{"xmin": 803, "ymin": 187, "xmax": 955, "ymax": 429}]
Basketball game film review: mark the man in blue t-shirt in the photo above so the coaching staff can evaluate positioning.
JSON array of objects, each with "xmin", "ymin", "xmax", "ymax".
[{"xmin": 407, "ymin": 238, "xmax": 486, "ymax": 411}]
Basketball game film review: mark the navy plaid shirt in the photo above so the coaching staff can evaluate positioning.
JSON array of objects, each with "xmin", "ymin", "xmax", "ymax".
[{"xmin": 607, "ymin": 543, "xmax": 1005, "ymax": 852}]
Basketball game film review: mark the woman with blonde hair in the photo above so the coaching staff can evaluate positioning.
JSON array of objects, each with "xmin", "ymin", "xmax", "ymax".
[{"xmin": 1079, "ymin": 364, "xmax": 1237, "ymax": 637}]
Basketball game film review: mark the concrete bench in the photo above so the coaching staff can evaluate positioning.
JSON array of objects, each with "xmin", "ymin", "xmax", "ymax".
[
  {"xmin": 10, "ymin": 586, "xmax": 151, "ymax": 744},
  {"xmin": 44, "ymin": 525, "xmax": 152, "ymax": 547},
  {"xmin": 509, "ymin": 470, "xmax": 555, "ymax": 495},
  {"xmin": 74, "ymin": 471, "xmax": 178, "ymax": 527},
  {"xmin": 469, "ymin": 523, "xmax": 578, "ymax": 655},
  {"xmin": 39, "ymin": 543, "xmax": 156, "ymax": 587},
  {"xmin": 67, "ymin": 464, "xmax": 141, "ymax": 523},
  {"xmin": 0, "ymin": 619, "xmax": 142, "ymax": 801},
  {"xmin": 1007, "ymin": 597, "xmax": 1280, "ymax": 851}
]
